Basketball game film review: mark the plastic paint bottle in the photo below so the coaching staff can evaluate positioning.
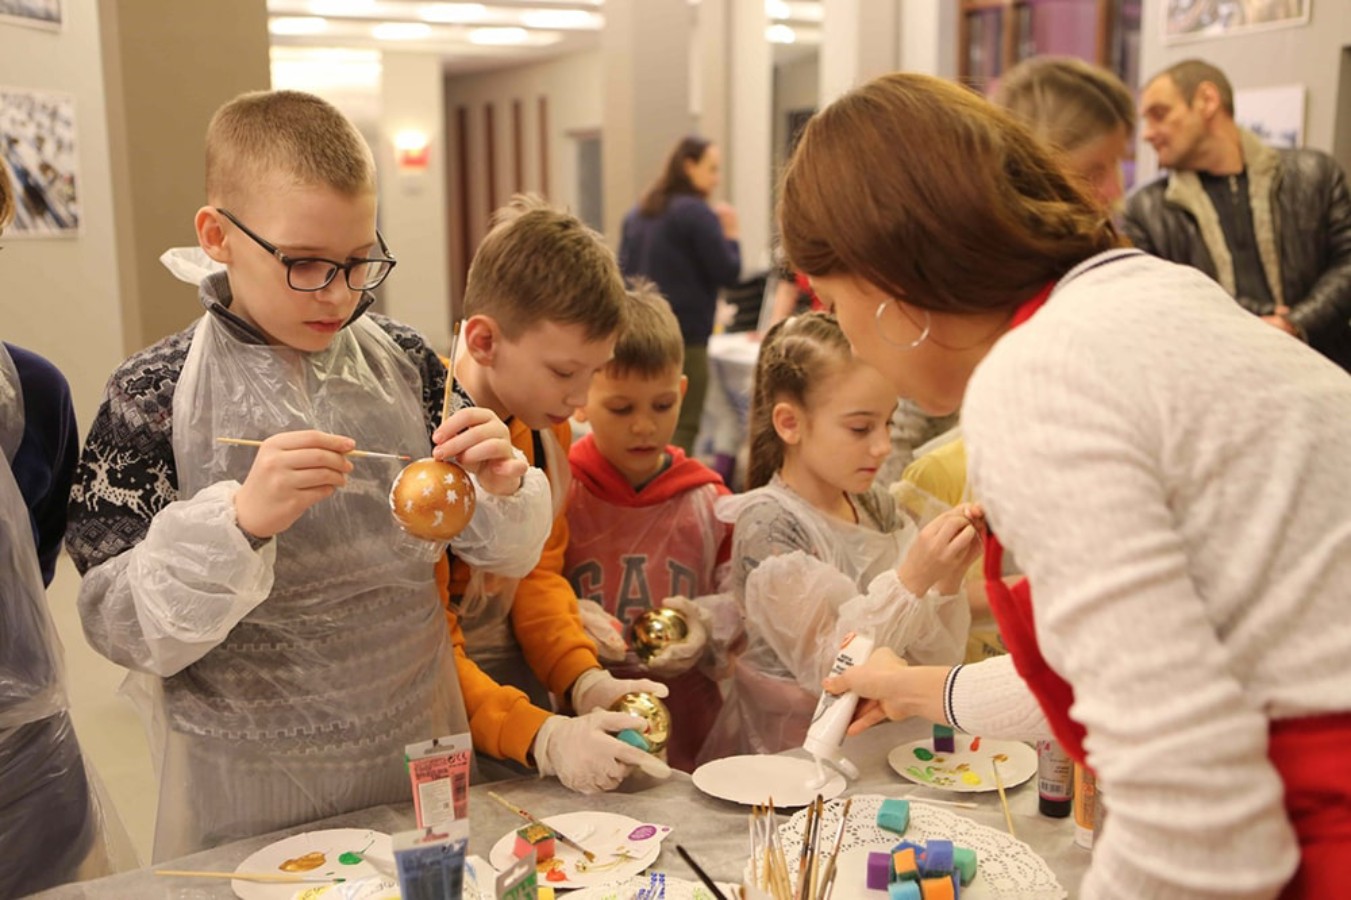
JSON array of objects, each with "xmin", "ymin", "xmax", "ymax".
[
  {"xmin": 1072, "ymin": 763, "xmax": 1099, "ymax": 850},
  {"xmin": 803, "ymin": 632, "xmax": 876, "ymax": 763},
  {"xmin": 1036, "ymin": 740, "xmax": 1073, "ymax": 818}
]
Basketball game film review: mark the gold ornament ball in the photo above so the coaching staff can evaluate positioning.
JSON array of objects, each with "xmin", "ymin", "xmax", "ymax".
[
  {"xmin": 609, "ymin": 691, "xmax": 671, "ymax": 755},
  {"xmin": 389, "ymin": 458, "xmax": 477, "ymax": 541},
  {"xmin": 629, "ymin": 607, "xmax": 689, "ymax": 662}
]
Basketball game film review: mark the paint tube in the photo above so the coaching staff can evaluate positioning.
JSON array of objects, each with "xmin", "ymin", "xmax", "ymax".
[
  {"xmin": 802, "ymin": 632, "xmax": 875, "ymax": 764},
  {"xmin": 393, "ymin": 819, "xmax": 469, "ymax": 900},
  {"xmin": 1072, "ymin": 763, "xmax": 1100, "ymax": 850},
  {"xmin": 1036, "ymin": 740, "xmax": 1073, "ymax": 818},
  {"xmin": 406, "ymin": 733, "xmax": 472, "ymax": 829}
]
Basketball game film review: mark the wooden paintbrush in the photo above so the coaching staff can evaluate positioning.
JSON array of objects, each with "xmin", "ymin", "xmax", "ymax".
[
  {"xmin": 487, "ymin": 790, "xmax": 596, "ymax": 861},
  {"xmin": 992, "ymin": 757, "xmax": 1017, "ymax": 839},
  {"xmin": 216, "ymin": 437, "xmax": 411, "ymax": 461},
  {"xmin": 441, "ymin": 319, "xmax": 462, "ymax": 425},
  {"xmin": 815, "ymin": 797, "xmax": 852, "ymax": 900}
]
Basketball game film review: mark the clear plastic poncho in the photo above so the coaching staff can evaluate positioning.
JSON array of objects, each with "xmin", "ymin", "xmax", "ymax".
[
  {"xmin": 83, "ymin": 252, "xmax": 548, "ymax": 860},
  {"xmin": 0, "ymin": 345, "xmax": 132, "ymax": 893},
  {"xmin": 698, "ymin": 476, "xmax": 970, "ymax": 760}
]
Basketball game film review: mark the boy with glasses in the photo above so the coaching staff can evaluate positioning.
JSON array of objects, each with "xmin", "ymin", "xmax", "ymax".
[{"xmin": 65, "ymin": 90, "xmax": 558, "ymax": 859}]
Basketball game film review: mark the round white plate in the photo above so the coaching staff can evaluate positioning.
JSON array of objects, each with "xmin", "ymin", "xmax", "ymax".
[
  {"xmin": 774, "ymin": 794, "xmax": 1065, "ymax": 900},
  {"xmin": 886, "ymin": 738, "xmax": 1037, "ymax": 793},
  {"xmin": 487, "ymin": 811, "xmax": 670, "ymax": 890},
  {"xmin": 691, "ymin": 755, "xmax": 847, "ymax": 808},
  {"xmin": 230, "ymin": 828, "xmax": 394, "ymax": 900}
]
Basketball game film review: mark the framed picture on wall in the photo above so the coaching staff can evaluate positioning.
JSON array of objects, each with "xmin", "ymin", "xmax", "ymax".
[
  {"xmin": 0, "ymin": 0, "xmax": 61, "ymax": 31},
  {"xmin": 0, "ymin": 87, "xmax": 80, "ymax": 237},
  {"xmin": 1234, "ymin": 84, "xmax": 1306, "ymax": 148},
  {"xmin": 1164, "ymin": 0, "xmax": 1310, "ymax": 43}
]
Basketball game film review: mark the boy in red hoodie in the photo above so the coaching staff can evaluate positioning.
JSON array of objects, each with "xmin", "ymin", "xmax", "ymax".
[{"xmin": 566, "ymin": 281, "xmax": 733, "ymax": 771}]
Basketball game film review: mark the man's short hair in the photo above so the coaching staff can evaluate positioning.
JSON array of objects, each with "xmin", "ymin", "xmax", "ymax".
[
  {"xmin": 464, "ymin": 194, "xmax": 627, "ymax": 342},
  {"xmin": 609, "ymin": 279, "xmax": 684, "ymax": 378},
  {"xmin": 1155, "ymin": 59, "xmax": 1235, "ymax": 116},
  {"xmin": 205, "ymin": 90, "xmax": 376, "ymax": 208}
]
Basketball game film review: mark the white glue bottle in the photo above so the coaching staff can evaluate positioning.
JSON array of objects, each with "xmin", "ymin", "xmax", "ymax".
[{"xmin": 803, "ymin": 632, "xmax": 875, "ymax": 782}]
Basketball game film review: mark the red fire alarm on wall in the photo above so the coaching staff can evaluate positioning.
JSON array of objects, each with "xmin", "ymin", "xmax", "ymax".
[{"xmin": 395, "ymin": 129, "xmax": 431, "ymax": 171}]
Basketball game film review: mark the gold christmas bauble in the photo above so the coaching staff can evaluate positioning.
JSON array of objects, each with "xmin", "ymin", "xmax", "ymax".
[
  {"xmin": 389, "ymin": 458, "xmax": 477, "ymax": 541},
  {"xmin": 629, "ymin": 607, "xmax": 689, "ymax": 662},
  {"xmin": 609, "ymin": 691, "xmax": 672, "ymax": 755}
]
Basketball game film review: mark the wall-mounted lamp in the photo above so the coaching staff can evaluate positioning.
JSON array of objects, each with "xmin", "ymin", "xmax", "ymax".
[{"xmin": 394, "ymin": 129, "xmax": 431, "ymax": 171}]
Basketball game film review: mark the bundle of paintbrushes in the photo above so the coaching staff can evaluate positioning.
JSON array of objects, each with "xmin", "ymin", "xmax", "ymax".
[
  {"xmin": 748, "ymin": 800, "xmax": 793, "ymax": 900},
  {"xmin": 748, "ymin": 796, "xmax": 852, "ymax": 900}
]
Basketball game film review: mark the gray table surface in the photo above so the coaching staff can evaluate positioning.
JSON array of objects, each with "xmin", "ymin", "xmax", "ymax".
[{"xmin": 32, "ymin": 719, "xmax": 1088, "ymax": 899}]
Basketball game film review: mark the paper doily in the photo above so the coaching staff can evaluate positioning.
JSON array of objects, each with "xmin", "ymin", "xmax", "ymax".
[
  {"xmin": 773, "ymin": 794, "xmax": 1066, "ymax": 900},
  {"xmin": 568, "ymin": 874, "xmax": 742, "ymax": 900}
]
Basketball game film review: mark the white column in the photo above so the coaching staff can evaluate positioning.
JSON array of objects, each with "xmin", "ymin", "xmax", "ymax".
[
  {"xmin": 601, "ymin": 0, "xmax": 696, "ymax": 247},
  {"xmin": 378, "ymin": 51, "xmax": 451, "ymax": 352},
  {"xmin": 898, "ymin": 0, "xmax": 959, "ymax": 78},
  {"xmin": 819, "ymin": 0, "xmax": 900, "ymax": 105},
  {"xmin": 729, "ymin": 0, "xmax": 773, "ymax": 275}
]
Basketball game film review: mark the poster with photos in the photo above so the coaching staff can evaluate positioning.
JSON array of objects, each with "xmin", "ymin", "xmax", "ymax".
[
  {"xmin": 0, "ymin": 87, "xmax": 80, "ymax": 236},
  {"xmin": 0, "ymin": 0, "xmax": 61, "ymax": 30},
  {"xmin": 1165, "ymin": 0, "xmax": 1309, "ymax": 43}
]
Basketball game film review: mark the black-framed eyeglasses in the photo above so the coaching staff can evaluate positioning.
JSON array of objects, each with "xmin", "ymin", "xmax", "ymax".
[{"xmin": 215, "ymin": 207, "xmax": 397, "ymax": 292}]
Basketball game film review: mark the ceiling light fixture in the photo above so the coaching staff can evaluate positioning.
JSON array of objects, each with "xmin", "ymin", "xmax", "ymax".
[
  {"xmin": 419, "ymin": 2, "xmax": 488, "ymax": 23},
  {"xmin": 766, "ymin": 23, "xmax": 796, "ymax": 43},
  {"xmin": 372, "ymin": 21, "xmax": 434, "ymax": 39},
  {"xmin": 270, "ymin": 16, "xmax": 330, "ymax": 35},
  {"xmin": 520, "ymin": 9, "xmax": 597, "ymax": 29}
]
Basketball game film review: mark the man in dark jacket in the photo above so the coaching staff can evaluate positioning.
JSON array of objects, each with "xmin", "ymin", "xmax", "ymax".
[{"xmin": 1123, "ymin": 59, "xmax": 1351, "ymax": 371}]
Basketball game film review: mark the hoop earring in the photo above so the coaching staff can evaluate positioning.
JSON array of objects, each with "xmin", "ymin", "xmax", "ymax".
[{"xmin": 875, "ymin": 301, "xmax": 931, "ymax": 351}]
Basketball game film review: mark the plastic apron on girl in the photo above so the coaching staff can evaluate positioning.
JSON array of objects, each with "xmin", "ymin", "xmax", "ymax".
[
  {"xmin": 0, "ymin": 346, "xmax": 123, "ymax": 893},
  {"xmin": 699, "ymin": 478, "xmax": 969, "ymax": 760},
  {"xmin": 458, "ymin": 426, "xmax": 570, "ymax": 711},
  {"xmin": 139, "ymin": 264, "xmax": 470, "ymax": 859}
]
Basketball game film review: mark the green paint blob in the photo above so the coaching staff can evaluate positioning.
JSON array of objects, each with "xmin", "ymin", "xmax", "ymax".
[
  {"xmin": 906, "ymin": 766, "xmax": 935, "ymax": 783},
  {"xmin": 912, "ymin": 747, "xmax": 934, "ymax": 761},
  {"xmin": 339, "ymin": 852, "xmax": 364, "ymax": 866}
]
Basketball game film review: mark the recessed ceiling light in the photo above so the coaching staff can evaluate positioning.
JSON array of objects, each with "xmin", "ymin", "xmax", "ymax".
[
  {"xmin": 468, "ymin": 26, "xmax": 530, "ymax": 45},
  {"xmin": 372, "ymin": 21, "xmax": 434, "ymax": 39},
  {"xmin": 419, "ymin": 2, "xmax": 488, "ymax": 23},
  {"xmin": 765, "ymin": 0, "xmax": 791, "ymax": 19},
  {"xmin": 270, "ymin": 16, "xmax": 330, "ymax": 35},
  {"xmin": 766, "ymin": 23, "xmax": 796, "ymax": 43},
  {"xmin": 520, "ymin": 9, "xmax": 597, "ymax": 29}
]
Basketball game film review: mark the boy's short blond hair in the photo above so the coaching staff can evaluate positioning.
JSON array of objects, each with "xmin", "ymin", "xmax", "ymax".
[
  {"xmin": 609, "ymin": 279, "xmax": 684, "ymax": 379},
  {"xmin": 205, "ymin": 90, "xmax": 376, "ymax": 208},
  {"xmin": 464, "ymin": 194, "xmax": 627, "ymax": 342}
]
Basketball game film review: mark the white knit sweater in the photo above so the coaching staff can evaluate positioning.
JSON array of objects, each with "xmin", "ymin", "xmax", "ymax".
[{"xmin": 963, "ymin": 250, "xmax": 1351, "ymax": 900}]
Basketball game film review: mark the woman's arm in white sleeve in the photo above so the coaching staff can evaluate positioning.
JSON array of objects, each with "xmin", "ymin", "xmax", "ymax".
[
  {"xmin": 965, "ymin": 340, "xmax": 1296, "ymax": 900},
  {"xmin": 946, "ymin": 655, "xmax": 1051, "ymax": 740}
]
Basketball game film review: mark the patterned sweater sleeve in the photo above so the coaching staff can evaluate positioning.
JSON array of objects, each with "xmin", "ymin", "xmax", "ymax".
[{"xmin": 65, "ymin": 326, "xmax": 276, "ymax": 676}]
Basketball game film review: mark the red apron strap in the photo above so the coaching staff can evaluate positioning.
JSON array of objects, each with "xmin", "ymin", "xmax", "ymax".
[
  {"xmin": 1271, "ymin": 713, "xmax": 1351, "ymax": 898},
  {"xmin": 982, "ymin": 532, "xmax": 1088, "ymax": 763}
]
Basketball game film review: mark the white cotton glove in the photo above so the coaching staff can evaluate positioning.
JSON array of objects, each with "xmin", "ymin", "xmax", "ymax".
[
  {"xmin": 577, "ymin": 598, "xmax": 628, "ymax": 664},
  {"xmin": 569, "ymin": 667, "xmax": 669, "ymax": 715},
  {"xmin": 533, "ymin": 712, "xmax": 672, "ymax": 793},
  {"xmin": 644, "ymin": 596, "xmax": 711, "ymax": 677}
]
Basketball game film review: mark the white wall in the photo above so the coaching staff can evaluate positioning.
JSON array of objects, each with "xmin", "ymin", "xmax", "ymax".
[
  {"xmin": 773, "ymin": 52, "xmax": 820, "ymax": 173},
  {"xmin": 1137, "ymin": 1, "xmax": 1351, "ymax": 180},
  {"xmin": 0, "ymin": 6, "xmax": 123, "ymax": 428}
]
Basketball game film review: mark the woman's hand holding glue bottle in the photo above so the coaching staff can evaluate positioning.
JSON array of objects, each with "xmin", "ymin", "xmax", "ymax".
[{"xmin": 803, "ymin": 632, "xmax": 875, "ymax": 787}]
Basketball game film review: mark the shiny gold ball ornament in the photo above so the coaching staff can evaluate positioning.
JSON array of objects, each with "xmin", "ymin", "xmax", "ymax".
[
  {"xmin": 629, "ymin": 607, "xmax": 689, "ymax": 663},
  {"xmin": 389, "ymin": 457, "xmax": 477, "ymax": 541},
  {"xmin": 609, "ymin": 691, "xmax": 672, "ymax": 755}
]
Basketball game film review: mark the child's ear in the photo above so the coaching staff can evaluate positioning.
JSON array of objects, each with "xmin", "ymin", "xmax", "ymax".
[
  {"xmin": 196, "ymin": 207, "xmax": 230, "ymax": 263},
  {"xmin": 771, "ymin": 401, "xmax": 802, "ymax": 445},
  {"xmin": 462, "ymin": 315, "xmax": 499, "ymax": 365},
  {"xmin": 679, "ymin": 374, "xmax": 689, "ymax": 399}
]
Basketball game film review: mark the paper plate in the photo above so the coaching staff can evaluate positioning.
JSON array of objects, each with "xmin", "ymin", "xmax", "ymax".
[
  {"xmin": 772, "ymin": 794, "xmax": 1065, "ymax": 900},
  {"xmin": 886, "ymin": 737, "xmax": 1037, "ymax": 793},
  {"xmin": 568, "ymin": 874, "xmax": 741, "ymax": 900},
  {"xmin": 230, "ymin": 828, "xmax": 394, "ymax": 900},
  {"xmin": 691, "ymin": 754, "xmax": 847, "ymax": 808},
  {"xmin": 487, "ymin": 810, "xmax": 670, "ymax": 890}
]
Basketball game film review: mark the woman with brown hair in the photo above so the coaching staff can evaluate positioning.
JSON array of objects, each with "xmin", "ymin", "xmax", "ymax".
[
  {"xmin": 620, "ymin": 136, "xmax": 742, "ymax": 451},
  {"xmin": 792, "ymin": 73, "xmax": 1351, "ymax": 898}
]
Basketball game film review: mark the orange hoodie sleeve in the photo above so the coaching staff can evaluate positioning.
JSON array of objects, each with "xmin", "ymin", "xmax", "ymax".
[
  {"xmin": 508, "ymin": 421, "xmax": 602, "ymax": 697},
  {"xmin": 436, "ymin": 554, "xmax": 551, "ymax": 766}
]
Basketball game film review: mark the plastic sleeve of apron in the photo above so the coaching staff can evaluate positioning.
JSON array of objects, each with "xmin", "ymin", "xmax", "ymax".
[
  {"xmin": 78, "ymin": 480, "xmax": 274, "ymax": 677},
  {"xmin": 452, "ymin": 460, "xmax": 551, "ymax": 579},
  {"xmin": 861, "ymin": 572, "xmax": 971, "ymax": 668}
]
